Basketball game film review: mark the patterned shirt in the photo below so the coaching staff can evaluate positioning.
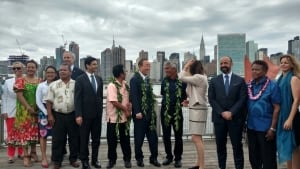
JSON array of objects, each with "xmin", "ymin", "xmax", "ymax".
[
  {"xmin": 46, "ymin": 79, "xmax": 75, "ymax": 114},
  {"xmin": 247, "ymin": 76, "xmax": 281, "ymax": 132}
]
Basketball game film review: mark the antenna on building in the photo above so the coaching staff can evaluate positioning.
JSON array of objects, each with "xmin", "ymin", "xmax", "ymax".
[
  {"xmin": 16, "ymin": 39, "xmax": 24, "ymax": 55},
  {"xmin": 61, "ymin": 34, "xmax": 68, "ymax": 49}
]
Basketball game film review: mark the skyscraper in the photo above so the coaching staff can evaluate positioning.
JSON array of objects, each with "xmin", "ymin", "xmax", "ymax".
[
  {"xmin": 217, "ymin": 33, "xmax": 246, "ymax": 76},
  {"xmin": 246, "ymin": 40, "xmax": 258, "ymax": 62},
  {"xmin": 214, "ymin": 45, "xmax": 218, "ymax": 61},
  {"xmin": 256, "ymin": 48, "xmax": 268, "ymax": 60},
  {"xmin": 69, "ymin": 41, "xmax": 79, "ymax": 67},
  {"xmin": 288, "ymin": 36, "xmax": 300, "ymax": 60},
  {"xmin": 200, "ymin": 34, "xmax": 205, "ymax": 61},
  {"xmin": 55, "ymin": 46, "xmax": 65, "ymax": 69},
  {"xmin": 157, "ymin": 51, "xmax": 165, "ymax": 82},
  {"xmin": 100, "ymin": 39, "xmax": 126, "ymax": 81},
  {"xmin": 169, "ymin": 53, "xmax": 180, "ymax": 71},
  {"xmin": 38, "ymin": 56, "xmax": 55, "ymax": 78}
]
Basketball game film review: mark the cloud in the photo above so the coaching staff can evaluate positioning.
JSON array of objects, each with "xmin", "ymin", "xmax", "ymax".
[{"xmin": 0, "ymin": 0, "xmax": 299, "ymax": 63}]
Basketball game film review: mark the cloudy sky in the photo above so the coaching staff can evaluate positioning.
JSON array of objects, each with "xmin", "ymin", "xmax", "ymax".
[{"xmin": 0, "ymin": 0, "xmax": 299, "ymax": 63}]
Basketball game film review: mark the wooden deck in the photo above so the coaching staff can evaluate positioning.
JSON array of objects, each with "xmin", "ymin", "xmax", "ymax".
[{"xmin": 0, "ymin": 138, "xmax": 286, "ymax": 169}]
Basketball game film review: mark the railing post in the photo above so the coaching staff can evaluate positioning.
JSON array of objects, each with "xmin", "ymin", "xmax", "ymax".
[{"xmin": 0, "ymin": 103, "xmax": 4, "ymax": 146}]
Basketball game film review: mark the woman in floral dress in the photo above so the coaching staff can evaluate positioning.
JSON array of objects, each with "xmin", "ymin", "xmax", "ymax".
[{"xmin": 8, "ymin": 60, "xmax": 40, "ymax": 167}]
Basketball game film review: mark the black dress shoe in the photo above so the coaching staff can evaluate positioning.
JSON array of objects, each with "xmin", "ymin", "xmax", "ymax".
[
  {"xmin": 150, "ymin": 159, "xmax": 161, "ymax": 167},
  {"xmin": 162, "ymin": 158, "xmax": 173, "ymax": 165},
  {"xmin": 106, "ymin": 160, "xmax": 115, "ymax": 169},
  {"xmin": 136, "ymin": 160, "xmax": 144, "ymax": 167},
  {"xmin": 188, "ymin": 166, "xmax": 199, "ymax": 169},
  {"xmin": 124, "ymin": 161, "xmax": 132, "ymax": 168},
  {"xmin": 82, "ymin": 161, "xmax": 91, "ymax": 169},
  {"xmin": 91, "ymin": 161, "xmax": 102, "ymax": 168},
  {"xmin": 70, "ymin": 161, "xmax": 80, "ymax": 168},
  {"xmin": 174, "ymin": 160, "xmax": 182, "ymax": 168}
]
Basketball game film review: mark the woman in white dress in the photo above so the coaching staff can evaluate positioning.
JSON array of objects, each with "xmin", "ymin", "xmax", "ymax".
[{"xmin": 1, "ymin": 62, "xmax": 24, "ymax": 163}]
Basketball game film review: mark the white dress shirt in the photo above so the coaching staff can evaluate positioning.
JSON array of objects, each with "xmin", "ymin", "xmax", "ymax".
[
  {"xmin": 86, "ymin": 72, "xmax": 98, "ymax": 90},
  {"xmin": 223, "ymin": 72, "xmax": 233, "ymax": 84},
  {"xmin": 1, "ymin": 78, "xmax": 17, "ymax": 118}
]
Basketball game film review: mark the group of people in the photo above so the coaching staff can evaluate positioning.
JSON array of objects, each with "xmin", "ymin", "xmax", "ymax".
[
  {"xmin": 208, "ymin": 55, "xmax": 300, "ymax": 169},
  {"xmin": 1, "ymin": 52, "xmax": 300, "ymax": 169}
]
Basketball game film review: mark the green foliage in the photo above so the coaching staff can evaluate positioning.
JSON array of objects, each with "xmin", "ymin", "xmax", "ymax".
[{"xmin": 163, "ymin": 77, "xmax": 182, "ymax": 131}]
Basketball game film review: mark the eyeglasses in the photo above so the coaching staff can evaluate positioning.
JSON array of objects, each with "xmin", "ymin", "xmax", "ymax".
[{"xmin": 12, "ymin": 67, "xmax": 21, "ymax": 70}]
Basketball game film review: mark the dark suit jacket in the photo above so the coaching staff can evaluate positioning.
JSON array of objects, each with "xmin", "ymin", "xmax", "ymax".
[
  {"xmin": 130, "ymin": 73, "xmax": 153, "ymax": 120},
  {"xmin": 71, "ymin": 66, "xmax": 85, "ymax": 80},
  {"xmin": 74, "ymin": 73, "xmax": 103, "ymax": 119},
  {"xmin": 208, "ymin": 73, "xmax": 247, "ymax": 124}
]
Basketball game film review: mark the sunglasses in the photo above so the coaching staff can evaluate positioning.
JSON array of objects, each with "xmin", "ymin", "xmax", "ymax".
[{"xmin": 12, "ymin": 67, "xmax": 22, "ymax": 70}]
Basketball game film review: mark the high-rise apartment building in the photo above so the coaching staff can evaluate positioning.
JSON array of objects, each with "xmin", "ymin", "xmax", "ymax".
[
  {"xmin": 246, "ymin": 40, "xmax": 258, "ymax": 62},
  {"xmin": 288, "ymin": 36, "xmax": 300, "ymax": 60},
  {"xmin": 256, "ymin": 48, "xmax": 268, "ymax": 60},
  {"xmin": 217, "ymin": 33, "xmax": 246, "ymax": 76},
  {"xmin": 157, "ymin": 51, "xmax": 165, "ymax": 81},
  {"xmin": 200, "ymin": 34, "xmax": 205, "ymax": 61},
  {"xmin": 55, "ymin": 46, "xmax": 65, "ymax": 69},
  {"xmin": 100, "ymin": 39, "xmax": 126, "ymax": 81},
  {"xmin": 169, "ymin": 53, "xmax": 180, "ymax": 71},
  {"xmin": 214, "ymin": 45, "xmax": 218, "ymax": 61},
  {"xmin": 38, "ymin": 56, "xmax": 55, "ymax": 78},
  {"xmin": 183, "ymin": 51, "xmax": 197, "ymax": 69},
  {"xmin": 150, "ymin": 60, "xmax": 161, "ymax": 83},
  {"xmin": 69, "ymin": 41, "xmax": 79, "ymax": 67},
  {"xmin": 7, "ymin": 54, "xmax": 30, "ymax": 74}
]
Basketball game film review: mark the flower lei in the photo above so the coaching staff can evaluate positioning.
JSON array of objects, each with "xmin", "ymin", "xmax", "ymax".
[
  {"xmin": 163, "ymin": 77, "xmax": 182, "ymax": 131},
  {"xmin": 109, "ymin": 77, "xmax": 131, "ymax": 138},
  {"xmin": 248, "ymin": 78, "xmax": 270, "ymax": 100},
  {"xmin": 135, "ymin": 72, "xmax": 157, "ymax": 131}
]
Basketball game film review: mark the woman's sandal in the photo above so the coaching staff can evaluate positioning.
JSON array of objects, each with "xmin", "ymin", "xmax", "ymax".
[
  {"xmin": 23, "ymin": 155, "xmax": 32, "ymax": 167},
  {"xmin": 8, "ymin": 157, "xmax": 14, "ymax": 164},
  {"xmin": 30, "ymin": 151, "xmax": 39, "ymax": 162},
  {"xmin": 41, "ymin": 159, "xmax": 49, "ymax": 168}
]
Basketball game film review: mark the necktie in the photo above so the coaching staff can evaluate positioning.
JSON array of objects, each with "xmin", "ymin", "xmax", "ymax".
[
  {"xmin": 224, "ymin": 75, "xmax": 229, "ymax": 95},
  {"xmin": 91, "ymin": 75, "xmax": 96, "ymax": 93}
]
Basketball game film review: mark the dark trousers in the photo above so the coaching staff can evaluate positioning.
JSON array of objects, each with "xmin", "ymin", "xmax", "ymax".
[
  {"xmin": 160, "ymin": 111, "xmax": 183, "ymax": 161},
  {"xmin": 107, "ymin": 122, "xmax": 131, "ymax": 162},
  {"xmin": 214, "ymin": 120, "xmax": 244, "ymax": 169},
  {"xmin": 247, "ymin": 129, "xmax": 277, "ymax": 169},
  {"xmin": 51, "ymin": 111, "xmax": 79, "ymax": 164},
  {"xmin": 134, "ymin": 118, "xmax": 158, "ymax": 161},
  {"xmin": 79, "ymin": 117, "xmax": 102, "ymax": 163}
]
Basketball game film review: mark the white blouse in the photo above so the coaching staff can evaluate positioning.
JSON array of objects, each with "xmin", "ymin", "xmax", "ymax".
[
  {"xmin": 36, "ymin": 81, "xmax": 49, "ymax": 115},
  {"xmin": 1, "ymin": 78, "xmax": 17, "ymax": 118}
]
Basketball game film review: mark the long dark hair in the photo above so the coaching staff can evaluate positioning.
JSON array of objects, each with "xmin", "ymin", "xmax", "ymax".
[
  {"xmin": 45, "ymin": 65, "xmax": 59, "ymax": 81},
  {"xmin": 190, "ymin": 60, "xmax": 205, "ymax": 75}
]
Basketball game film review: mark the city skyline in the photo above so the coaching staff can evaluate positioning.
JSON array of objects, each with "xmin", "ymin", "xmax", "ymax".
[{"xmin": 0, "ymin": 0, "xmax": 299, "ymax": 61}]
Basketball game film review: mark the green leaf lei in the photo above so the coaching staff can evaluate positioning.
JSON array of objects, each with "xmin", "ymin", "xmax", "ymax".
[
  {"xmin": 163, "ymin": 77, "xmax": 182, "ymax": 131},
  {"xmin": 109, "ymin": 77, "xmax": 131, "ymax": 138},
  {"xmin": 135, "ymin": 72, "xmax": 157, "ymax": 131}
]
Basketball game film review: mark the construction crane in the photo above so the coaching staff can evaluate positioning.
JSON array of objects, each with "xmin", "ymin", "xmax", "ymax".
[
  {"xmin": 16, "ymin": 39, "xmax": 24, "ymax": 55},
  {"xmin": 61, "ymin": 34, "xmax": 67, "ymax": 49}
]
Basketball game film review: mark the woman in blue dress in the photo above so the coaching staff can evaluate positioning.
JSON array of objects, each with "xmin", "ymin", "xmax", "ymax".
[{"xmin": 277, "ymin": 54, "xmax": 300, "ymax": 169}]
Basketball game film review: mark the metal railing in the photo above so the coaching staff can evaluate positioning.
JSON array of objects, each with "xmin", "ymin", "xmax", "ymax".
[{"xmin": 0, "ymin": 99, "xmax": 214, "ymax": 145}]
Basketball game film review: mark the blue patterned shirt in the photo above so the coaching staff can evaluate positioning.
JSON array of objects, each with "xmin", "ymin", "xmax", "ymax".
[{"xmin": 247, "ymin": 76, "xmax": 281, "ymax": 132}]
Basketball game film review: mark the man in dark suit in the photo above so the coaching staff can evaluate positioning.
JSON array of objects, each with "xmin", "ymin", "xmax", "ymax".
[
  {"xmin": 63, "ymin": 51, "xmax": 85, "ymax": 80},
  {"xmin": 75, "ymin": 56, "xmax": 103, "ymax": 169},
  {"xmin": 208, "ymin": 56, "xmax": 247, "ymax": 169},
  {"xmin": 130, "ymin": 58, "xmax": 161, "ymax": 167}
]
